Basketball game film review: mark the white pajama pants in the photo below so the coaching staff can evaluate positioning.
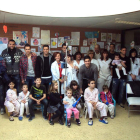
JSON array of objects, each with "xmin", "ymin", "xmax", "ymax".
[
  {"xmin": 97, "ymin": 78, "xmax": 111, "ymax": 93},
  {"xmin": 86, "ymin": 102, "xmax": 107, "ymax": 118},
  {"xmin": 105, "ymin": 104, "xmax": 115, "ymax": 116},
  {"xmin": 19, "ymin": 102, "xmax": 30, "ymax": 117},
  {"xmin": 5, "ymin": 101, "xmax": 20, "ymax": 113}
]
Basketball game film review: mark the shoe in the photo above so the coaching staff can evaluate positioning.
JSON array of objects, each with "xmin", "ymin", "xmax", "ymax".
[
  {"xmin": 0, "ymin": 108, "xmax": 4, "ymax": 115},
  {"xmin": 18, "ymin": 116, "xmax": 23, "ymax": 121},
  {"xmin": 120, "ymin": 103, "xmax": 124, "ymax": 108},
  {"xmin": 111, "ymin": 115, "xmax": 114, "ymax": 119},
  {"xmin": 76, "ymin": 119, "xmax": 81, "ymax": 125},
  {"xmin": 26, "ymin": 115, "xmax": 30, "ymax": 118},
  {"xmin": 99, "ymin": 118, "xmax": 108, "ymax": 124},
  {"xmin": 9, "ymin": 116, "xmax": 14, "ymax": 121},
  {"xmin": 67, "ymin": 121, "xmax": 71, "ymax": 127},
  {"xmin": 49, "ymin": 119, "xmax": 54, "ymax": 125},
  {"xmin": 28, "ymin": 116, "xmax": 35, "ymax": 122},
  {"xmin": 88, "ymin": 120, "xmax": 93, "ymax": 126},
  {"xmin": 43, "ymin": 115, "xmax": 48, "ymax": 120},
  {"xmin": 79, "ymin": 114, "xmax": 82, "ymax": 118},
  {"xmin": 58, "ymin": 119, "xmax": 64, "ymax": 125}
]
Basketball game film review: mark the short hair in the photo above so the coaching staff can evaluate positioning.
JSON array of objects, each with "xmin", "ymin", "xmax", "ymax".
[
  {"xmin": 35, "ymin": 77, "xmax": 41, "ymax": 81},
  {"xmin": 101, "ymin": 49, "xmax": 109, "ymax": 61},
  {"xmin": 87, "ymin": 50, "xmax": 94, "ymax": 56},
  {"xmin": 114, "ymin": 54, "xmax": 120, "ymax": 57},
  {"xmin": 110, "ymin": 43, "xmax": 115, "ymax": 47},
  {"xmin": 66, "ymin": 87, "xmax": 72, "ymax": 93},
  {"xmin": 8, "ymin": 39, "xmax": 16, "ymax": 44},
  {"xmin": 102, "ymin": 85, "xmax": 109, "ymax": 91},
  {"xmin": 74, "ymin": 51, "xmax": 82, "ymax": 60},
  {"xmin": 84, "ymin": 55, "xmax": 91, "ymax": 61},
  {"xmin": 88, "ymin": 79, "xmax": 95, "ymax": 84},
  {"xmin": 22, "ymin": 83, "xmax": 28, "ymax": 88},
  {"xmin": 8, "ymin": 80, "xmax": 15, "ymax": 85},
  {"xmin": 43, "ymin": 45, "xmax": 49, "ymax": 49},
  {"xmin": 62, "ymin": 43, "xmax": 66, "ymax": 48},
  {"xmin": 24, "ymin": 43, "xmax": 31, "ymax": 49},
  {"xmin": 53, "ymin": 52, "xmax": 61, "ymax": 59},
  {"xmin": 120, "ymin": 46, "xmax": 126, "ymax": 50},
  {"xmin": 67, "ymin": 54, "xmax": 73, "ymax": 61},
  {"xmin": 129, "ymin": 48, "xmax": 138, "ymax": 58},
  {"xmin": 95, "ymin": 44, "xmax": 100, "ymax": 48}
]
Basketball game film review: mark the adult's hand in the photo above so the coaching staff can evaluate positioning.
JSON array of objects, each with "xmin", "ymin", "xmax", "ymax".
[
  {"xmin": 80, "ymin": 88, "xmax": 83, "ymax": 94},
  {"xmin": 131, "ymin": 74, "xmax": 136, "ymax": 80},
  {"xmin": 22, "ymin": 80, "xmax": 24, "ymax": 84}
]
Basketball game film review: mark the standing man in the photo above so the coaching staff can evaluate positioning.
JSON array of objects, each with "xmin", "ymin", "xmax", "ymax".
[
  {"xmin": 94, "ymin": 44, "xmax": 101, "ymax": 60},
  {"xmin": 19, "ymin": 43, "xmax": 37, "ymax": 90},
  {"xmin": 2, "ymin": 39, "xmax": 23, "ymax": 93},
  {"xmin": 111, "ymin": 47, "xmax": 130, "ymax": 108},
  {"xmin": 79, "ymin": 56, "xmax": 98, "ymax": 94},
  {"xmin": 60, "ymin": 43, "xmax": 69, "ymax": 61},
  {"xmin": 35, "ymin": 45, "xmax": 52, "ymax": 93},
  {"xmin": 108, "ymin": 43, "xmax": 118, "ymax": 60}
]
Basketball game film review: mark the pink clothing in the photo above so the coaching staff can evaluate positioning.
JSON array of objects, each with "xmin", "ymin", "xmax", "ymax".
[
  {"xmin": 112, "ymin": 60, "xmax": 121, "ymax": 65},
  {"xmin": 100, "ymin": 91, "xmax": 113, "ymax": 104},
  {"xmin": 66, "ymin": 108, "xmax": 79, "ymax": 119},
  {"xmin": 4, "ymin": 89, "xmax": 20, "ymax": 113}
]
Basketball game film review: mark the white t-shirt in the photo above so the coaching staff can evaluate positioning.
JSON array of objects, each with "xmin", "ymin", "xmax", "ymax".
[
  {"xmin": 94, "ymin": 53, "xmax": 101, "ymax": 60},
  {"xmin": 91, "ymin": 59, "xmax": 99, "ymax": 71},
  {"xmin": 73, "ymin": 60, "xmax": 84, "ymax": 69}
]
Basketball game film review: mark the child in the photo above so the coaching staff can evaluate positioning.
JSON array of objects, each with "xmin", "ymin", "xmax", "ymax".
[
  {"xmin": 4, "ymin": 81, "xmax": 20, "ymax": 121},
  {"xmin": 63, "ymin": 87, "xmax": 81, "ymax": 127},
  {"xmin": 84, "ymin": 79, "xmax": 108, "ymax": 126},
  {"xmin": 112, "ymin": 54, "xmax": 127, "ymax": 79},
  {"xmin": 100, "ymin": 85, "xmax": 115, "ymax": 119},
  {"xmin": 18, "ymin": 84, "xmax": 30, "ymax": 121},
  {"xmin": 49, "ymin": 81, "xmax": 64, "ymax": 125},
  {"xmin": 28, "ymin": 77, "xmax": 48, "ymax": 121},
  {"xmin": 70, "ymin": 80, "xmax": 82, "ymax": 117}
]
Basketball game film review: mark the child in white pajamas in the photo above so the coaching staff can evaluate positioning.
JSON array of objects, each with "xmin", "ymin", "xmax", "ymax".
[
  {"xmin": 18, "ymin": 84, "xmax": 30, "ymax": 121},
  {"xmin": 4, "ymin": 81, "xmax": 20, "ymax": 121},
  {"xmin": 84, "ymin": 79, "xmax": 108, "ymax": 126}
]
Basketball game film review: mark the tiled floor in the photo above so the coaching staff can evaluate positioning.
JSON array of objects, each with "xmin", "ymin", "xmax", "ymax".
[{"xmin": 0, "ymin": 105, "xmax": 140, "ymax": 140}]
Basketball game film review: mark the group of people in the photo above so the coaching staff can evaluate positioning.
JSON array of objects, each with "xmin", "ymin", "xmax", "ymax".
[{"xmin": 0, "ymin": 39, "xmax": 140, "ymax": 126}]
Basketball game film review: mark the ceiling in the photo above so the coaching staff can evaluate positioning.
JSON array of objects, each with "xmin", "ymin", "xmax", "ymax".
[{"xmin": 0, "ymin": 11, "xmax": 140, "ymax": 30}]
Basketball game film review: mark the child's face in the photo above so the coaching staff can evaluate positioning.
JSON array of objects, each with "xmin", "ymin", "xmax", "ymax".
[
  {"xmin": 22, "ymin": 85, "xmax": 28, "ymax": 93},
  {"xmin": 104, "ymin": 89, "xmax": 108, "ymax": 93},
  {"xmin": 73, "ymin": 85, "xmax": 78, "ymax": 90},
  {"xmin": 88, "ymin": 81, "xmax": 95, "ymax": 89},
  {"xmin": 35, "ymin": 78, "xmax": 41, "ymax": 85},
  {"xmin": 115, "ymin": 56, "xmax": 119, "ymax": 60},
  {"xmin": 67, "ymin": 91, "xmax": 72, "ymax": 98},
  {"xmin": 54, "ymin": 83, "xmax": 58, "ymax": 90},
  {"xmin": 9, "ymin": 82, "xmax": 15, "ymax": 89}
]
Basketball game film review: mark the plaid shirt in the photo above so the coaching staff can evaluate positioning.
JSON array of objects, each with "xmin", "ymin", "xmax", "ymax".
[
  {"xmin": 0, "ymin": 56, "xmax": 6, "ymax": 67},
  {"xmin": 19, "ymin": 53, "xmax": 37, "ymax": 81}
]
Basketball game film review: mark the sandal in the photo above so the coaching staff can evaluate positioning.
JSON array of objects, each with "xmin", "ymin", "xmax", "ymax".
[{"xmin": 9, "ymin": 116, "xmax": 14, "ymax": 121}]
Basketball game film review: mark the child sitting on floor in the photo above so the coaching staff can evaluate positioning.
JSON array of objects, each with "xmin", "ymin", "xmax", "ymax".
[
  {"xmin": 100, "ymin": 85, "xmax": 115, "ymax": 119},
  {"xmin": 84, "ymin": 79, "xmax": 108, "ymax": 126},
  {"xmin": 63, "ymin": 87, "xmax": 81, "ymax": 127},
  {"xmin": 18, "ymin": 84, "xmax": 30, "ymax": 121},
  {"xmin": 4, "ymin": 81, "xmax": 20, "ymax": 121},
  {"xmin": 49, "ymin": 81, "xmax": 64, "ymax": 125}
]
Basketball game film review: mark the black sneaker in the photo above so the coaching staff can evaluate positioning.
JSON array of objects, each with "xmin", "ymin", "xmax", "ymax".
[
  {"xmin": 28, "ymin": 116, "xmax": 35, "ymax": 122},
  {"xmin": 76, "ymin": 119, "xmax": 81, "ymax": 125},
  {"xmin": 67, "ymin": 121, "xmax": 71, "ymax": 127},
  {"xmin": 49, "ymin": 119, "xmax": 54, "ymax": 125},
  {"xmin": 43, "ymin": 115, "xmax": 48, "ymax": 120},
  {"xmin": 58, "ymin": 119, "xmax": 64, "ymax": 125}
]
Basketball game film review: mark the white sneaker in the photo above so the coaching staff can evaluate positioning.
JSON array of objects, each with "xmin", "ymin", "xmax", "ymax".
[
  {"xmin": 103, "ymin": 118, "xmax": 108, "ymax": 124},
  {"xmin": 111, "ymin": 115, "xmax": 114, "ymax": 119},
  {"xmin": 88, "ymin": 120, "xmax": 93, "ymax": 126},
  {"xmin": 0, "ymin": 108, "xmax": 4, "ymax": 115}
]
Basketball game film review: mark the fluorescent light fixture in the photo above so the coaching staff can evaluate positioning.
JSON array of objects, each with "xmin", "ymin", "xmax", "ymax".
[
  {"xmin": 0, "ymin": 0, "xmax": 140, "ymax": 17},
  {"xmin": 115, "ymin": 20, "xmax": 140, "ymax": 25}
]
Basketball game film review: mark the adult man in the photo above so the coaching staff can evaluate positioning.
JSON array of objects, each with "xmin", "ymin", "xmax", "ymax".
[
  {"xmin": 94, "ymin": 44, "xmax": 101, "ymax": 60},
  {"xmin": 35, "ymin": 45, "xmax": 52, "ymax": 93},
  {"xmin": 2, "ymin": 39, "xmax": 23, "ymax": 93},
  {"xmin": 60, "ymin": 43, "xmax": 69, "ymax": 61},
  {"xmin": 79, "ymin": 56, "xmax": 98, "ymax": 94},
  {"xmin": 108, "ymin": 43, "xmax": 118, "ymax": 60},
  {"xmin": 111, "ymin": 47, "xmax": 130, "ymax": 108},
  {"xmin": 19, "ymin": 44, "xmax": 37, "ymax": 90}
]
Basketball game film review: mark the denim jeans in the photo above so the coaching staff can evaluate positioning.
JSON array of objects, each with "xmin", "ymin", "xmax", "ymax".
[
  {"xmin": 25, "ymin": 76, "xmax": 35, "ymax": 90},
  {"xmin": 111, "ymin": 78, "xmax": 126, "ymax": 104},
  {"xmin": 0, "ymin": 84, "xmax": 4, "ymax": 108}
]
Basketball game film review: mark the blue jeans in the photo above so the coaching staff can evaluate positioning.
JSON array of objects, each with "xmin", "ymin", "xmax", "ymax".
[
  {"xmin": 25, "ymin": 76, "xmax": 35, "ymax": 90},
  {"xmin": 111, "ymin": 78, "xmax": 126, "ymax": 104},
  {"xmin": 41, "ymin": 77, "xmax": 52, "ymax": 94},
  {"xmin": 0, "ymin": 84, "xmax": 4, "ymax": 108}
]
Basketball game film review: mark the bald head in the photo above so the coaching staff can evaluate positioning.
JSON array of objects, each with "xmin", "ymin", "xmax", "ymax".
[{"xmin": 94, "ymin": 44, "xmax": 100, "ymax": 54}]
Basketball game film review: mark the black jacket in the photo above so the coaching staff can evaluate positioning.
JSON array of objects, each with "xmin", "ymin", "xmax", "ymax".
[{"xmin": 49, "ymin": 92, "xmax": 61, "ymax": 106}]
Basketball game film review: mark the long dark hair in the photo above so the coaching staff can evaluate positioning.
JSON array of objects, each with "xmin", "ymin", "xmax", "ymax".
[
  {"xmin": 70, "ymin": 80, "xmax": 80, "ymax": 91},
  {"xmin": 101, "ymin": 49, "xmax": 109, "ymax": 60},
  {"xmin": 129, "ymin": 48, "xmax": 138, "ymax": 58}
]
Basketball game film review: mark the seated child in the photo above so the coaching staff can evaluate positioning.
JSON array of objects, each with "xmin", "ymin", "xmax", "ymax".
[
  {"xmin": 49, "ymin": 81, "xmax": 64, "ymax": 125},
  {"xmin": 18, "ymin": 84, "xmax": 30, "ymax": 121},
  {"xmin": 28, "ymin": 77, "xmax": 48, "ymax": 122},
  {"xmin": 70, "ymin": 80, "xmax": 82, "ymax": 117},
  {"xmin": 4, "ymin": 81, "xmax": 20, "ymax": 121},
  {"xmin": 84, "ymin": 79, "xmax": 108, "ymax": 126},
  {"xmin": 112, "ymin": 54, "xmax": 127, "ymax": 79},
  {"xmin": 100, "ymin": 85, "xmax": 115, "ymax": 119},
  {"xmin": 63, "ymin": 87, "xmax": 81, "ymax": 127}
]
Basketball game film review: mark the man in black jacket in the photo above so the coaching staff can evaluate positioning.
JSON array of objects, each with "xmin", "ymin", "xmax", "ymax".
[
  {"xmin": 35, "ymin": 45, "xmax": 52, "ymax": 93},
  {"xmin": 2, "ymin": 39, "xmax": 23, "ymax": 93}
]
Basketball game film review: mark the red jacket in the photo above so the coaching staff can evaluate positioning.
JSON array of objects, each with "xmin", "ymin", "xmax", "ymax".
[
  {"xmin": 100, "ymin": 91, "xmax": 113, "ymax": 104},
  {"xmin": 19, "ymin": 53, "xmax": 37, "ymax": 81}
]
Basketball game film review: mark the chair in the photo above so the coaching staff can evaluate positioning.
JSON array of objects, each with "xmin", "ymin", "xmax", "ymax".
[
  {"xmin": 98, "ymin": 93, "xmax": 116, "ymax": 117},
  {"xmin": 126, "ymin": 83, "xmax": 140, "ymax": 117},
  {"xmin": 64, "ymin": 109, "xmax": 74, "ymax": 126},
  {"xmin": 5, "ymin": 106, "xmax": 10, "ymax": 116},
  {"xmin": 34, "ymin": 104, "xmax": 44, "ymax": 115}
]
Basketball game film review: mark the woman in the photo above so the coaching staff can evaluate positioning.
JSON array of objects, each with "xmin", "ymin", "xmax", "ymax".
[
  {"xmin": 127, "ymin": 48, "xmax": 140, "ymax": 81},
  {"xmin": 62, "ymin": 54, "xmax": 78, "ymax": 87},
  {"xmin": 51, "ymin": 52, "xmax": 64, "ymax": 95},
  {"xmin": 97, "ymin": 49, "xmax": 112, "ymax": 93},
  {"xmin": 87, "ymin": 50, "xmax": 99, "ymax": 71}
]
